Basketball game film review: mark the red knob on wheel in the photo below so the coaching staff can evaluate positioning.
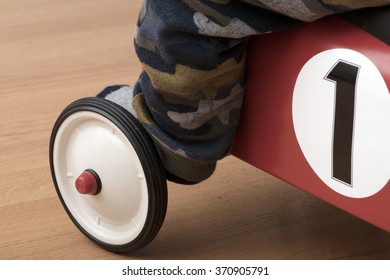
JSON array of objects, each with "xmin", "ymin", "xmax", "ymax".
[{"xmin": 75, "ymin": 170, "xmax": 99, "ymax": 195}]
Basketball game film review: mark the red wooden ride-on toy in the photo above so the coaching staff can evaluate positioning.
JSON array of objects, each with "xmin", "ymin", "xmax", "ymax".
[{"xmin": 50, "ymin": 8, "xmax": 390, "ymax": 253}]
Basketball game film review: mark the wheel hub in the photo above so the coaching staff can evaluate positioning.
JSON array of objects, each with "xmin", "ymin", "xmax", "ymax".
[{"xmin": 75, "ymin": 169, "xmax": 100, "ymax": 195}]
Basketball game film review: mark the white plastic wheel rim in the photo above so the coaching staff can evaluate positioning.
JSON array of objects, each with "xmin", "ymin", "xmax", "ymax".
[{"xmin": 53, "ymin": 111, "xmax": 149, "ymax": 245}]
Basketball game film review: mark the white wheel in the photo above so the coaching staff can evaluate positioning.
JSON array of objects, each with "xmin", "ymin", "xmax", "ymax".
[{"xmin": 49, "ymin": 97, "xmax": 167, "ymax": 252}]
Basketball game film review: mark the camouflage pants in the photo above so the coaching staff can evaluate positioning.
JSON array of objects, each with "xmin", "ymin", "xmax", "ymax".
[{"xmin": 132, "ymin": 0, "xmax": 389, "ymax": 183}]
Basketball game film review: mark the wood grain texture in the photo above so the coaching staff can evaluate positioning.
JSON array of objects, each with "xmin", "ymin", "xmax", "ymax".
[{"xmin": 1, "ymin": 0, "xmax": 389, "ymax": 260}]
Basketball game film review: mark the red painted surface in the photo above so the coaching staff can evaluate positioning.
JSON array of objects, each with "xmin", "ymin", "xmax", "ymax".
[{"xmin": 232, "ymin": 16, "xmax": 390, "ymax": 232}]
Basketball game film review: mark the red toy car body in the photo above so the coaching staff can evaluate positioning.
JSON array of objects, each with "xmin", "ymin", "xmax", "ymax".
[{"xmin": 232, "ymin": 8, "xmax": 390, "ymax": 232}]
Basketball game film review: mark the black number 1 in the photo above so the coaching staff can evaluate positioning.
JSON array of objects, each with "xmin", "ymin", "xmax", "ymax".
[{"xmin": 325, "ymin": 61, "xmax": 360, "ymax": 186}]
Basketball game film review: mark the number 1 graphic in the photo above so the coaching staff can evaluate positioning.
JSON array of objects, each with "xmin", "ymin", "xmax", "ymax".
[{"xmin": 325, "ymin": 61, "xmax": 360, "ymax": 186}]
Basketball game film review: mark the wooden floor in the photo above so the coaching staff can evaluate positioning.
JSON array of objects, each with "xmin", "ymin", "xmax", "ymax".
[{"xmin": 1, "ymin": 0, "xmax": 390, "ymax": 260}]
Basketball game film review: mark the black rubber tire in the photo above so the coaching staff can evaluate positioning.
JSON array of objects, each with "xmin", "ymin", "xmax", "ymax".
[{"xmin": 49, "ymin": 97, "xmax": 167, "ymax": 253}]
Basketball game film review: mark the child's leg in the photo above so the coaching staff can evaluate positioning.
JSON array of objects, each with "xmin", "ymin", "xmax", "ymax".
[
  {"xmin": 100, "ymin": 0, "xmax": 300, "ymax": 184},
  {"xmin": 129, "ymin": 0, "xmax": 302, "ymax": 184}
]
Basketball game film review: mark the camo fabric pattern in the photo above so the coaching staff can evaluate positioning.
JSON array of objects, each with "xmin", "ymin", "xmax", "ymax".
[{"xmin": 132, "ymin": 0, "xmax": 390, "ymax": 183}]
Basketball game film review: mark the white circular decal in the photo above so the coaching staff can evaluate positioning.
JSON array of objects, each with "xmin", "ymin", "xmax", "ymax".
[{"xmin": 292, "ymin": 49, "xmax": 390, "ymax": 198}]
